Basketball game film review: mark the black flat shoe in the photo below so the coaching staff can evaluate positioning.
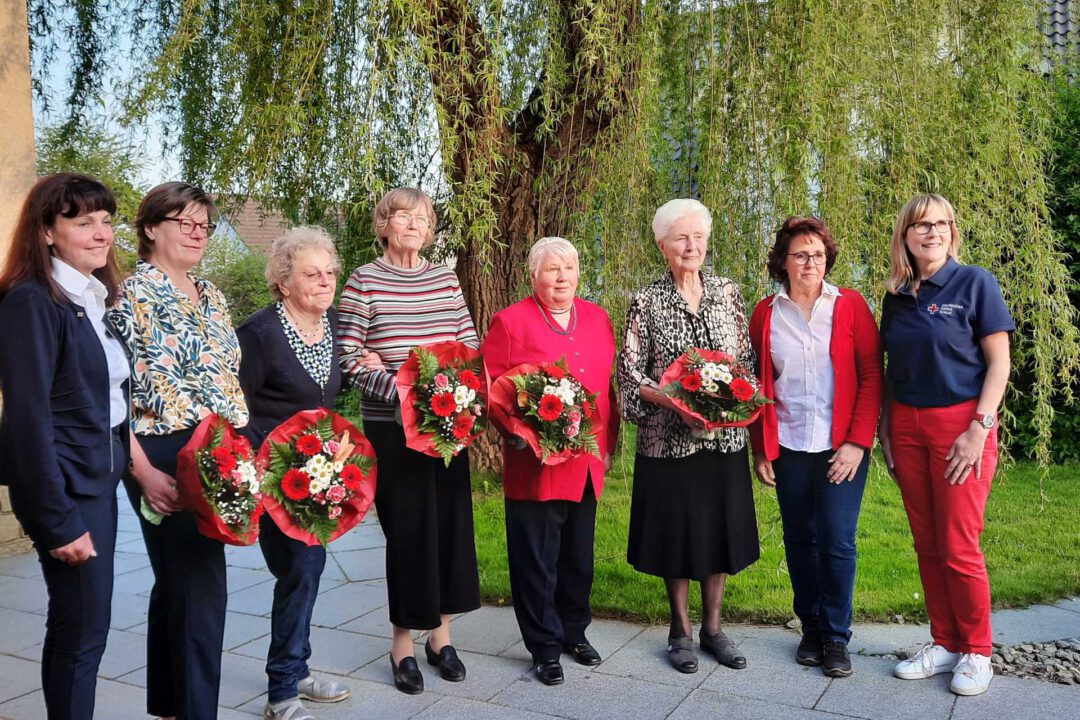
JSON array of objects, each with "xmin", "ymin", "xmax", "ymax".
[
  {"xmin": 425, "ymin": 640, "xmax": 466, "ymax": 681},
  {"xmin": 562, "ymin": 642, "xmax": 602, "ymax": 666},
  {"xmin": 796, "ymin": 632, "xmax": 824, "ymax": 667},
  {"xmin": 700, "ymin": 630, "xmax": 747, "ymax": 669},
  {"xmin": 534, "ymin": 659, "xmax": 564, "ymax": 686},
  {"xmin": 390, "ymin": 655, "xmax": 424, "ymax": 694},
  {"xmin": 667, "ymin": 636, "xmax": 699, "ymax": 674}
]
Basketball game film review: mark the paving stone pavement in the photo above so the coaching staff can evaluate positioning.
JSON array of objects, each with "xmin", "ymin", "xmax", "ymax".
[{"xmin": 0, "ymin": 492, "xmax": 1077, "ymax": 719}]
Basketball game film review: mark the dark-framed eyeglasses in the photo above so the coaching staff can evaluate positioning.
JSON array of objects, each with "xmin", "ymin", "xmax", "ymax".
[
  {"xmin": 908, "ymin": 220, "xmax": 953, "ymax": 236},
  {"xmin": 787, "ymin": 252, "xmax": 828, "ymax": 266},
  {"xmin": 161, "ymin": 217, "xmax": 217, "ymax": 236}
]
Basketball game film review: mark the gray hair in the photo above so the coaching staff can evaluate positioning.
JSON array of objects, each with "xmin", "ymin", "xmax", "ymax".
[
  {"xmin": 265, "ymin": 225, "xmax": 341, "ymax": 300},
  {"xmin": 527, "ymin": 236, "xmax": 579, "ymax": 278},
  {"xmin": 652, "ymin": 199, "xmax": 713, "ymax": 243}
]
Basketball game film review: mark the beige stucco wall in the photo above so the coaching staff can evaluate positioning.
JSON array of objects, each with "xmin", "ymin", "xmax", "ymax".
[{"xmin": 0, "ymin": 0, "xmax": 37, "ymax": 555}]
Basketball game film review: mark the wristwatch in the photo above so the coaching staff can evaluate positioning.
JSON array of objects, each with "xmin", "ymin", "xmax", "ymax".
[{"xmin": 973, "ymin": 412, "xmax": 995, "ymax": 430}]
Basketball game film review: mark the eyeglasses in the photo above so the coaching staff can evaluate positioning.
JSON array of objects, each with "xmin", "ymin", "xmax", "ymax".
[
  {"xmin": 161, "ymin": 217, "xmax": 217, "ymax": 235},
  {"xmin": 388, "ymin": 212, "xmax": 432, "ymax": 229},
  {"xmin": 787, "ymin": 252, "xmax": 828, "ymax": 266},
  {"xmin": 908, "ymin": 220, "xmax": 953, "ymax": 235}
]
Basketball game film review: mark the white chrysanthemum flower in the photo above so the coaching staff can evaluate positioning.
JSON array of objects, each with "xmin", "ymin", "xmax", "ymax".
[
  {"xmin": 544, "ymin": 384, "xmax": 558, "ymax": 396},
  {"xmin": 308, "ymin": 476, "xmax": 327, "ymax": 495},
  {"xmin": 716, "ymin": 366, "xmax": 733, "ymax": 384},
  {"xmin": 454, "ymin": 386, "xmax": 475, "ymax": 407},
  {"xmin": 703, "ymin": 380, "xmax": 719, "ymax": 394}
]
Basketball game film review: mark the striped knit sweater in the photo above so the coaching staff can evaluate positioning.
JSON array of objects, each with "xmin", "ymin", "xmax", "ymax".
[{"xmin": 337, "ymin": 258, "xmax": 479, "ymax": 422}]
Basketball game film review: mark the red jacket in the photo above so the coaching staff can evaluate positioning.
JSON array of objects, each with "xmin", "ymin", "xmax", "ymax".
[
  {"xmin": 748, "ymin": 288, "xmax": 882, "ymax": 461},
  {"xmin": 481, "ymin": 296, "xmax": 619, "ymax": 502}
]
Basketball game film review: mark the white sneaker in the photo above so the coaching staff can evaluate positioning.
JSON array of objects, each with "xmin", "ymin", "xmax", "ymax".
[
  {"xmin": 950, "ymin": 653, "xmax": 993, "ymax": 696},
  {"xmin": 893, "ymin": 643, "xmax": 961, "ymax": 679}
]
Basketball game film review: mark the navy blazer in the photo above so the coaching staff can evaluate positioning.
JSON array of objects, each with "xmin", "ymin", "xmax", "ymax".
[
  {"xmin": 236, "ymin": 304, "xmax": 342, "ymax": 447},
  {"xmin": 0, "ymin": 281, "xmax": 129, "ymax": 549}
]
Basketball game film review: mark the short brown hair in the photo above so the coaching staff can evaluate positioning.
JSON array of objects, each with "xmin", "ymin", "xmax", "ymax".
[
  {"xmin": 766, "ymin": 216, "xmax": 839, "ymax": 288},
  {"xmin": 136, "ymin": 182, "xmax": 217, "ymax": 260},
  {"xmin": 372, "ymin": 188, "xmax": 436, "ymax": 249},
  {"xmin": 0, "ymin": 173, "xmax": 120, "ymax": 304}
]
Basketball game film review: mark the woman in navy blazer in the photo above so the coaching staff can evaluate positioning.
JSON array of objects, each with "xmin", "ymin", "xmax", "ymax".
[{"xmin": 0, "ymin": 173, "xmax": 130, "ymax": 720}]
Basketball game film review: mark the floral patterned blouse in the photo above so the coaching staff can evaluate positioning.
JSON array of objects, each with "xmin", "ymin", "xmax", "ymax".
[
  {"xmin": 109, "ymin": 260, "xmax": 249, "ymax": 435},
  {"xmin": 617, "ymin": 271, "xmax": 756, "ymax": 458}
]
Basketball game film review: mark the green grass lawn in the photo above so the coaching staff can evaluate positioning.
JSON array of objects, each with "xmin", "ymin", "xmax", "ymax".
[{"xmin": 471, "ymin": 427, "xmax": 1080, "ymax": 624}]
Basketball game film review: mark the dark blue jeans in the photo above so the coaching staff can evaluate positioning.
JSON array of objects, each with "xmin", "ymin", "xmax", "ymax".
[
  {"xmin": 259, "ymin": 514, "xmax": 327, "ymax": 702},
  {"xmin": 773, "ymin": 446, "xmax": 869, "ymax": 644}
]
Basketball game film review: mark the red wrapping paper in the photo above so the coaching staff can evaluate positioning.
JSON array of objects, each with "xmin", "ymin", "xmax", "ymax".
[
  {"xmin": 257, "ymin": 408, "xmax": 378, "ymax": 546},
  {"xmin": 175, "ymin": 414, "xmax": 264, "ymax": 546},
  {"xmin": 659, "ymin": 349, "xmax": 764, "ymax": 430},
  {"xmin": 395, "ymin": 341, "xmax": 484, "ymax": 458},
  {"xmin": 487, "ymin": 361, "xmax": 603, "ymax": 466}
]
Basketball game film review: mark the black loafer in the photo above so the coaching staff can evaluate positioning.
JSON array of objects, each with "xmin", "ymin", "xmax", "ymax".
[
  {"xmin": 563, "ymin": 642, "xmax": 602, "ymax": 666},
  {"xmin": 796, "ymin": 632, "xmax": 824, "ymax": 667},
  {"xmin": 390, "ymin": 655, "xmax": 424, "ymax": 694},
  {"xmin": 425, "ymin": 640, "xmax": 466, "ymax": 681},
  {"xmin": 700, "ymin": 630, "xmax": 747, "ymax": 669},
  {"xmin": 534, "ymin": 660, "xmax": 564, "ymax": 686},
  {"xmin": 667, "ymin": 636, "xmax": 699, "ymax": 674}
]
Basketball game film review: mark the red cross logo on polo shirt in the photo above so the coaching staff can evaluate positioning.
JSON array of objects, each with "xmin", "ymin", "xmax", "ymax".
[{"xmin": 928, "ymin": 304, "xmax": 939, "ymax": 314}]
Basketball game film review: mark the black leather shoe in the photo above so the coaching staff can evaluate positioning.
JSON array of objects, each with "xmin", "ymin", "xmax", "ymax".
[
  {"xmin": 700, "ymin": 630, "xmax": 747, "ymax": 669},
  {"xmin": 425, "ymin": 640, "xmax": 466, "ymax": 681},
  {"xmin": 534, "ymin": 660, "xmax": 564, "ymax": 686},
  {"xmin": 796, "ymin": 632, "xmax": 824, "ymax": 667},
  {"xmin": 390, "ymin": 655, "xmax": 424, "ymax": 694},
  {"xmin": 563, "ymin": 642, "xmax": 602, "ymax": 666},
  {"xmin": 822, "ymin": 640, "xmax": 852, "ymax": 677}
]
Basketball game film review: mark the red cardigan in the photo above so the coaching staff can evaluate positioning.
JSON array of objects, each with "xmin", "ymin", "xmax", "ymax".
[
  {"xmin": 481, "ymin": 296, "xmax": 620, "ymax": 502},
  {"xmin": 748, "ymin": 288, "xmax": 882, "ymax": 461}
]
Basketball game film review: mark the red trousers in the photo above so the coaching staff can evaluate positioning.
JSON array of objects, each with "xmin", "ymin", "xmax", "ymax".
[{"xmin": 889, "ymin": 399, "xmax": 996, "ymax": 655}]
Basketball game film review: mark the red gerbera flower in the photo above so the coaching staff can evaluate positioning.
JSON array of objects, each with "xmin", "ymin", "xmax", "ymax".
[
  {"xmin": 458, "ymin": 369, "xmax": 480, "ymax": 390},
  {"xmin": 431, "ymin": 392, "xmax": 457, "ymax": 417},
  {"xmin": 581, "ymin": 399, "xmax": 592, "ymax": 416},
  {"xmin": 546, "ymin": 364, "xmax": 566, "ymax": 380},
  {"xmin": 211, "ymin": 446, "xmax": 237, "ymax": 474},
  {"xmin": 282, "ymin": 469, "xmax": 312, "ymax": 500},
  {"xmin": 233, "ymin": 436, "xmax": 253, "ymax": 459},
  {"xmin": 730, "ymin": 377, "xmax": 755, "ymax": 402},
  {"xmin": 452, "ymin": 412, "xmax": 475, "ymax": 440},
  {"xmin": 296, "ymin": 434, "xmax": 323, "ymax": 456},
  {"xmin": 680, "ymin": 373, "xmax": 703, "ymax": 392},
  {"xmin": 341, "ymin": 464, "xmax": 363, "ymax": 492},
  {"xmin": 538, "ymin": 394, "xmax": 564, "ymax": 421}
]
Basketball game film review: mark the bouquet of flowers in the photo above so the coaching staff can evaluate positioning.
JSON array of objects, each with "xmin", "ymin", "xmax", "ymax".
[
  {"xmin": 488, "ymin": 358, "xmax": 602, "ymax": 465},
  {"xmin": 396, "ymin": 341, "xmax": 487, "ymax": 466},
  {"xmin": 258, "ymin": 409, "xmax": 377, "ymax": 547},
  {"xmin": 659, "ymin": 348, "xmax": 770, "ymax": 437},
  {"xmin": 175, "ymin": 414, "xmax": 264, "ymax": 546}
]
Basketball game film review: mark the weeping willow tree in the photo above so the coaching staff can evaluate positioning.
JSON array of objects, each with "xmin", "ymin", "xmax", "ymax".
[{"xmin": 30, "ymin": 0, "xmax": 1079, "ymax": 469}]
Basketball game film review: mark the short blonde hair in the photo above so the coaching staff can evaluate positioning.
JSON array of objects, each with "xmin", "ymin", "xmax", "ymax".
[
  {"xmin": 372, "ymin": 188, "xmax": 436, "ymax": 249},
  {"xmin": 528, "ymin": 237, "xmax": 579, "ymax": 278},
  {"xmin": 652, "ymin": 198, "xmax": 712, "ymax": 243},
  {"xmin": 265, "ymin": 226, "xmax": 341, "ymax": 300},
  {"xmin": 885, "ymin": 194, "xmax": 961, "ymax": 294}
]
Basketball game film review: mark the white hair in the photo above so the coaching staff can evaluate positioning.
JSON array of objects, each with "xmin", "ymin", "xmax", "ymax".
[
  {"xmin": 652, "ymin": 199, "xmax": 713, "ymax": 243},
  {"xmin": 527, "ymin": 236, "xmax": 579, "ymax": 278},
  {"xmin": 265, "ymin": 225, "xmax": 340, "ymax": 300}
]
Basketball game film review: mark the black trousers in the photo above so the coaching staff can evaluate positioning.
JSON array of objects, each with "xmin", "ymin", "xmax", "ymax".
[
  {"xmin": 505, "ymin": 478, "xmax": 597, "ymax": 664},
  {"xmin": 30, "ymin": 431, "xmax": 123, "ymax": 720},
  {"xmin": 124, "ymin": 429, "xmax": 227, "ymax": 720},
  {"xmin": 365, "ymin": 421, "xmax": 481, "ymax": 630}
]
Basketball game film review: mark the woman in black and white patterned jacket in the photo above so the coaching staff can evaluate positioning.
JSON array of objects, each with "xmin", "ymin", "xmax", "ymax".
[{"xmin": 617, "ymin": 198, "xmax": 760, "ymax": 675}]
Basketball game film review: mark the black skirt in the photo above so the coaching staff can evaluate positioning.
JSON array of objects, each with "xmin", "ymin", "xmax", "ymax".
[
  {"xmin": 627, "ymin": 448, "xmax": 760, "ymax": 580},
  {"xmin": 365, "ymin": 420, "xmax": 481, "ymax": 630}
]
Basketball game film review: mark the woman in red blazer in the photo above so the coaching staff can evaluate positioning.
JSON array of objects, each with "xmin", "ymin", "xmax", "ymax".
[
  {"xmin": 749, "ymin": 216, "xmax": 882, "ymax": 678},
  {"xmin": 481, "ymin": 236, "xmax": 619, "ymax": 687}
]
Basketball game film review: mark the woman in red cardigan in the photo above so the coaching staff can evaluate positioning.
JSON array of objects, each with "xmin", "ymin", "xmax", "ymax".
[
  {"xmin": 481, "ymin": 236, "xmax": 620, "ymax": 687},
  {"xmin": 749, "ymin": 216, "xmax": 882, "ymax": 678}
]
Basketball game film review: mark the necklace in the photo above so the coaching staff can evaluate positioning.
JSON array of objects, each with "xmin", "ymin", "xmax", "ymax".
[
  {"xmin": 282, "ymin": 302, "xmax": 323, "ymax": 340},
  {"xmin": 533, "ymin": 295, "xmax": 577, "ymax": 335}
]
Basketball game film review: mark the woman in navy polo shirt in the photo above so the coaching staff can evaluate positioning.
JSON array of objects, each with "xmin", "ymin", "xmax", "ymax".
[{"xmin": 879, "ymin": 194, "xmax": 1013, "ymax": 697}]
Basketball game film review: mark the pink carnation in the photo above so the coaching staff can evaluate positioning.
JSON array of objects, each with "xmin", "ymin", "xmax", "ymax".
[
  {"xmin": 567, "ymin": 410, "xmax": 582, "ymax": 424},
  {"xmin": 434, "ymin": 373, "xmax": 450, "ymax": 389},
  {"xmin": 323, "ymin": 440, "xmax": 341, "ymax": 455},
  {"xmin": 326, "ymin": 484, "xmax": 347, "ymax": 504},
  {"xmin": 564, "ymin": 423, "xmax": 580, "ymax": 438},
  {"xmin": 328, "ymin": 505, "xmax": 343, "ymax": 519}
]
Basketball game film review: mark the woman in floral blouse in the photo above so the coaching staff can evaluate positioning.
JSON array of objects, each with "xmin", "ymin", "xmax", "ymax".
[
  {"xmin": 617, "ymin": 199, "xmax": 760, "ymax": 675},
  {"xmin": 110, "ymin": 182, "xmax": 247, "ymax": 720}
]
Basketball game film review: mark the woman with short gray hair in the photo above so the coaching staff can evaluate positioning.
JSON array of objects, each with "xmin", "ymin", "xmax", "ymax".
[
  {"xmin": 617, "ymin": 198, "xmax": 760, "ymax": 675},
  {"xmin": 236, "ymin": 225, "xmax": 351, "ymax": 720}
]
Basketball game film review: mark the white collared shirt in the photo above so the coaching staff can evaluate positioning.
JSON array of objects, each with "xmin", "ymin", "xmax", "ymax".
[
  {"xmin": 769, "ymin": 281, "xmax": 841, "ymax": 452},
  {"xmin": 51, "ymin": 258, "xmax": 130, "ymax": 427}
]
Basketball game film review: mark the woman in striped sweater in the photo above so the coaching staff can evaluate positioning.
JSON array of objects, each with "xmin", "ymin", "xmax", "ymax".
[{"xmin": 338, "ymin": 188, "xmax": 481, "ymax": 695}]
